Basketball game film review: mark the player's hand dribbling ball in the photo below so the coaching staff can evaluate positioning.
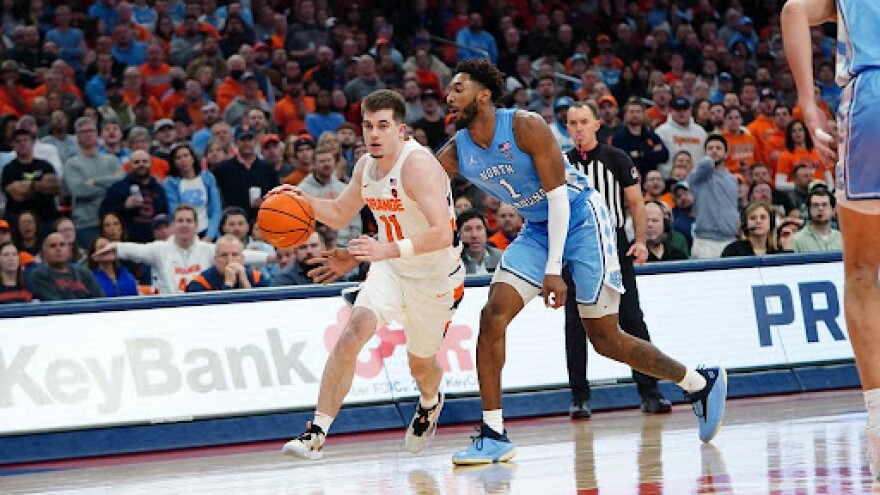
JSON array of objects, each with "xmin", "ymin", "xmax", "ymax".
[{"xmin": 257, "ymin": 190, "xmax": 316, "ymax": 248}]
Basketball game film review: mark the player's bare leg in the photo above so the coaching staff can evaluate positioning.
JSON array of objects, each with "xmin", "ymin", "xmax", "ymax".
[
  {"xmin": 582, "ymin": 313, "xmax": 727, "ymax": 443},
  {"xmin": 282, "ymin": 308, "xmax": 379, "ymax": 459},
  {"xmin": 452, "ymin": 282, "xmax": 525, "ymax": 464},
  {"xmin": 405, "ymin": 352, "xmax": 445, "ymax": 453},
  {"xmin": 838, "ymin": 206, "xmax": 880, "ymax": 478}
]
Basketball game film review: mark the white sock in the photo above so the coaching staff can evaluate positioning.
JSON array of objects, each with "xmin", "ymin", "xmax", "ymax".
[
  {"xmin": 483, "ymin": 409, "xmax": 504, "ymax": 434},
  {"xmin": 865, "ymin": 389, "xmax": 880, "ymax": 478},
  {"xmin": 313, "ymin": 411, "xmax": 334, "ymax": 434},
  {"xmin": 420, "ymin": 394, "xmax": 439, "ymax": 410},
  {"xmin": 677, "ymin": 368, "xmax": 707, "ymax": 393}
]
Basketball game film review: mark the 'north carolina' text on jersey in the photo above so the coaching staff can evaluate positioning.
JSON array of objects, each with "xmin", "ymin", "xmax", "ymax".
[{"xmin": 455, "ymin": 109, "xmax": 590, "ymax": 223}]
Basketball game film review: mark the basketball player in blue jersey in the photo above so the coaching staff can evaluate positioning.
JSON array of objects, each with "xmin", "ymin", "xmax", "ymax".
[
  {"xmin": 437, "ymin": 59, "xmax": 728, "ymax": 464},
  {"xmin": 784, "ymin": 0, "xmax": 880, "ymax": 479}
]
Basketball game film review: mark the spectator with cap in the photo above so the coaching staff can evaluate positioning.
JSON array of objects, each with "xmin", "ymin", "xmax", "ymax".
[
  {"xmin": 728, "ymin": 15, "xmax": 758, "ymax": 54},
  {"xmin": 344, "ymin": 55, "xmax": 387, "ymax": 103},
  {"xmin": 710, "ymin": 72, "xmax": 736, "ymax": 104},
  {"xmin": 747, "ymin": 88, "xmax": 780, "ymax": 145},
  {"xmin": 164, "ymin": 142, "xmax": 222, "ymax": 240},
  {"xmin": 413, "ymin": 89, "xmax": 447, "ymax": 151},
  {"xmin": 191, "ymin": 102, "xmax": 222, "ymax": 157},
  {"xmin": 281, "ymin": 137, "xmax": 315, "ymax": 186},
  {"xmin": 458, "ymin": 209, "xmax": 502, "ymax": 275},
  {"xmin": 239, "ymin": 44, "xmax": 275, "ymax": 109},
  {"xmin": 550, "ymin": 96, "xmax": 574, "ymax": 153},
  {"xmin": 152, "ymin": 213, "xmax": 171, "ymax": 241},
  {"xmin": 655, "ymin": 96, "xmax": 708, "ymax": 178},
  {"xmin": 612, "ymin": 98, "xmax": 670, "ymax": 178},
  {"xmin": 671, "ymin": 180, "xmax": 696, "ymax": 249},
  {"xmin": 187, "ymin": 234, "xmax": 268, "ymax": 292},
  {"xmin": 3, "ymin": 127, "xmax": 60, "ymax": 232},
  {"xmin": 261, "ymin": 133, "xmax": 292, "ymax": 181},
  {"xmin": 274, "ymin": 75, "xmax": 316, "ymax": 139},
  {"xmin": 62, "ymin": 117, "xmax": 124, "ymax": 247},
  {"xmin": 223, "ymin": 72, "xmax": 271, "ymax": 127},
  {"xmin": 596, "ymin": 95, "xmax": 622, "ymax": 145},
  {"xmin": 99, "ymin": 78, "xmax": 136, "ymax": 131},
  {"xmin": 213, "ymin": 125, "xmax": 279, "ymax": 220},
  {"xmin": 101, "ymin": 149, "xmax": 169, "ymax": 243},
  {"xmin": 151, "ymin": 118, "xmax": 177, "ymax": 163},
  {"xmin": 645, "ymin": 84, "xmax": 673, "ymax": 128}
]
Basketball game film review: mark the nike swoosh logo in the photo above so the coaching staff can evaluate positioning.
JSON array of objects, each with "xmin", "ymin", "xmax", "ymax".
[{"xmin": 435, "ymin": 291, "xmax": 451, "ymax": 298}]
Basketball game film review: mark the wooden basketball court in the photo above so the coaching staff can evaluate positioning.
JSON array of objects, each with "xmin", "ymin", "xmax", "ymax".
[{"xmin": 2, "ymin": 390, "xmax": 876, "ymax": 494}]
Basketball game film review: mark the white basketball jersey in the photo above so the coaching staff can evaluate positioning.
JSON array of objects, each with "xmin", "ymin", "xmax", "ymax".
[{"xmin": 361, "ymin": 138, "xmax": 461, "ymax": 278}]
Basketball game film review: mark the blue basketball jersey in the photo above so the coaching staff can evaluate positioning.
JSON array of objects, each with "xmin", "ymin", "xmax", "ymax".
[
  {"xmin": 836, "ymin": 0, "xmax": 880, "ymax": 86},
  {"xmin": 455, "ymin": 109, "xmax": 590, "ymax": 223}
]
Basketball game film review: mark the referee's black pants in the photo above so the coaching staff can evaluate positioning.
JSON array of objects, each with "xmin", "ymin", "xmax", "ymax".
[{"xmin": 564, "ymin": 228, "xmax": 660, "ymax": 402}]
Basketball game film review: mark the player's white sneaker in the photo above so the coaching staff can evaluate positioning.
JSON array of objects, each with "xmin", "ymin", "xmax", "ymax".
[
  {"xmin": 281, "ymin": 422, "xmax": 326, "ymax": 460},
  {"xmin": 405, "ymin": 393, "xmax": 444, "ymax": 453}
]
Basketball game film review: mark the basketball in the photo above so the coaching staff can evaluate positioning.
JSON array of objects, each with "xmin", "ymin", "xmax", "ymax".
[{"xmin": 257, "ymin": 192, "xmax": 316, "ymax": 248}]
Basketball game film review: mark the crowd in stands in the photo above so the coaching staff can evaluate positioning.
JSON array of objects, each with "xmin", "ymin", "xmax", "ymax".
[{"xmin": 0, "ymin": 0, "xmax": 844, "ymax": 303}]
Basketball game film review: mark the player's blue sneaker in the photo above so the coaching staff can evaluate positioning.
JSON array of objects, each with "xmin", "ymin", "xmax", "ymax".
[
  {"xmin": 684, "ymin": 366, "xmax": 728, "ymax": 443},
  {"xmin": 451, "ymin": 424, "xmax": 517, "ymax": 465}
]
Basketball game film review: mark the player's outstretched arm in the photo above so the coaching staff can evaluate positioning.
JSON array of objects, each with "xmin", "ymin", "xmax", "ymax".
[
  {"xmin": 782, "ymin": 0, "xmax": 837, "ymax": 158},
  {"xmin": 268, "ymin": 156, "xmax": 368, "ymax": 230},
  {"xmin": 513, "ymin": 110, "xmax": 568, "ymax": 308}
]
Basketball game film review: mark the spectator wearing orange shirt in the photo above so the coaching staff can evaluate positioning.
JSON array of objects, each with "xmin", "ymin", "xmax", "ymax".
[
  {"xmin": 721, "ymin": 106, "xmax": 759, "ymax": 176},
  {"xmin": 747, "ymin": 88, "xmax": 779, "ymax": 147},
  {"xmin": 159, "ymin": 68, "xmax": 188, "ymax": 116},
  {"xmin": 125, "ymin": 126, "xmax": 170, "ymax": 179},
  {"xmin": 32, "ymin": 68, "xmax": 84, "ymax": 102},
  {"xmin": 117, "ymin": 1, "xmax": 153, "ymax": 43},
  {"xmin": 171, "ymin": 79, "xmax": 208, "ymax": 135},
  {"xmin": 123, "ymin": 67, "xmax": 164, "ymax": 121},
  {"xmin": 140, "ymin": 44, "xmax": 173, "ymax": 101},
  {"xmin": 774, "ymin": 120, "xmax": 828, "ymax": 192},
  {"xmin": 0, "ymin": 61, "xmax": 35, "ymax": 117},
  {"xmin": 274, "ymin": 76, "xmax": 316, "ymax": 139},
  {"xmin": 645, "ymin": 84, "xmax": 672, "ymax": 128},
  {"xmin": 487, "ymin": 203, "xmax": 523, "ymax": 251},
  {"xmin": 642, "ymin": 170, "xmax": 674, "ymax": 209},
  {"xmin": 215, "ymin": 55, "xmax": 247, "ymax": 112},
  {"xmin": 761, "ymin": 104, "xmax": 792, "ymax": 176}
]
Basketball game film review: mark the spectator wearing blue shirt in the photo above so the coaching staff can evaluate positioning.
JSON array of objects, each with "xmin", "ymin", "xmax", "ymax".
[
  {"xmin": 456, "ymin": 13, "xmax": 497, "ymax": 64},
  {"xmin": 45, "ymin": 6, "xmax": 86, "ymax": 71},
  {"xmin": 85, "ymin": 54, "xmax": 117, "ymax": 107},
  {"xmin": 306, "ymin": 89, "xmax": 345, "ymax": 142},
  {"xmin": 132, "ymin": 1, "xmax": 158, "ymax": 29},
  {"xmin": 192, "ymin": 102, "xmax": 220, "ymax": 157},
  {"xmin": 88, "ymin": 0, "xmax": 121, "ymax": 35},
  {"xmin": 111, "ymin": 25, "xmax": 148, "ymax": 67},
  {"xmin": 89, "ymin": 236, "xmax": 139, "ymax": 297}
]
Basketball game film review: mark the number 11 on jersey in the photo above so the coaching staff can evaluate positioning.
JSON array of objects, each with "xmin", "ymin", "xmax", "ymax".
[{"xmin": 379, "ymin": 214, "xmax": 404, "ymax": 242}]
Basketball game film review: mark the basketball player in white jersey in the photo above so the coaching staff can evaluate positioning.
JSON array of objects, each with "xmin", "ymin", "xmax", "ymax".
[
  {"xmin": 271, "ymin": 89, "xmax": 464, "ymax": 460},
  {"xmin": 784, "ymin": 0, "xmax": 880, "ymax": 478}
]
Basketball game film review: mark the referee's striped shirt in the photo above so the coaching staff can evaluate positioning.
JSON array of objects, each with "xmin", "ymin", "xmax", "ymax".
[{"xmin": 565, "ymin": 143, "xmax": 640, "ymax": 230}]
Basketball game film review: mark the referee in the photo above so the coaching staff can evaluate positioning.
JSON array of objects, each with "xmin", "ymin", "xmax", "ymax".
[{"xmin": 563, "ymin": 101, "xmax": 671, "ymax": 418}]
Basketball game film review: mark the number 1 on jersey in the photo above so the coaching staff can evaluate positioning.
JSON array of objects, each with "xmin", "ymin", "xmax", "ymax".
[
  {"xmin": 379, "ymin": 214, "xmax": 404, "ymax": 242},
  {"xmin": 498, "ymin": 178, "xmax": 521, "ymax": 199}
]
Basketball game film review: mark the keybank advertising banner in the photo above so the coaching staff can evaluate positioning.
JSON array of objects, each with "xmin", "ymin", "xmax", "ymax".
[{"xmin": 0, "ymin": 261, "xmax": 852, "ymax": 435}]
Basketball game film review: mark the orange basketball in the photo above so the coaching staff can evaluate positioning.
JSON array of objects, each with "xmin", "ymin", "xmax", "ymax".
[{"xmin": 257, "ymin": 192, "xmax": 316, "ymax": 248}]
